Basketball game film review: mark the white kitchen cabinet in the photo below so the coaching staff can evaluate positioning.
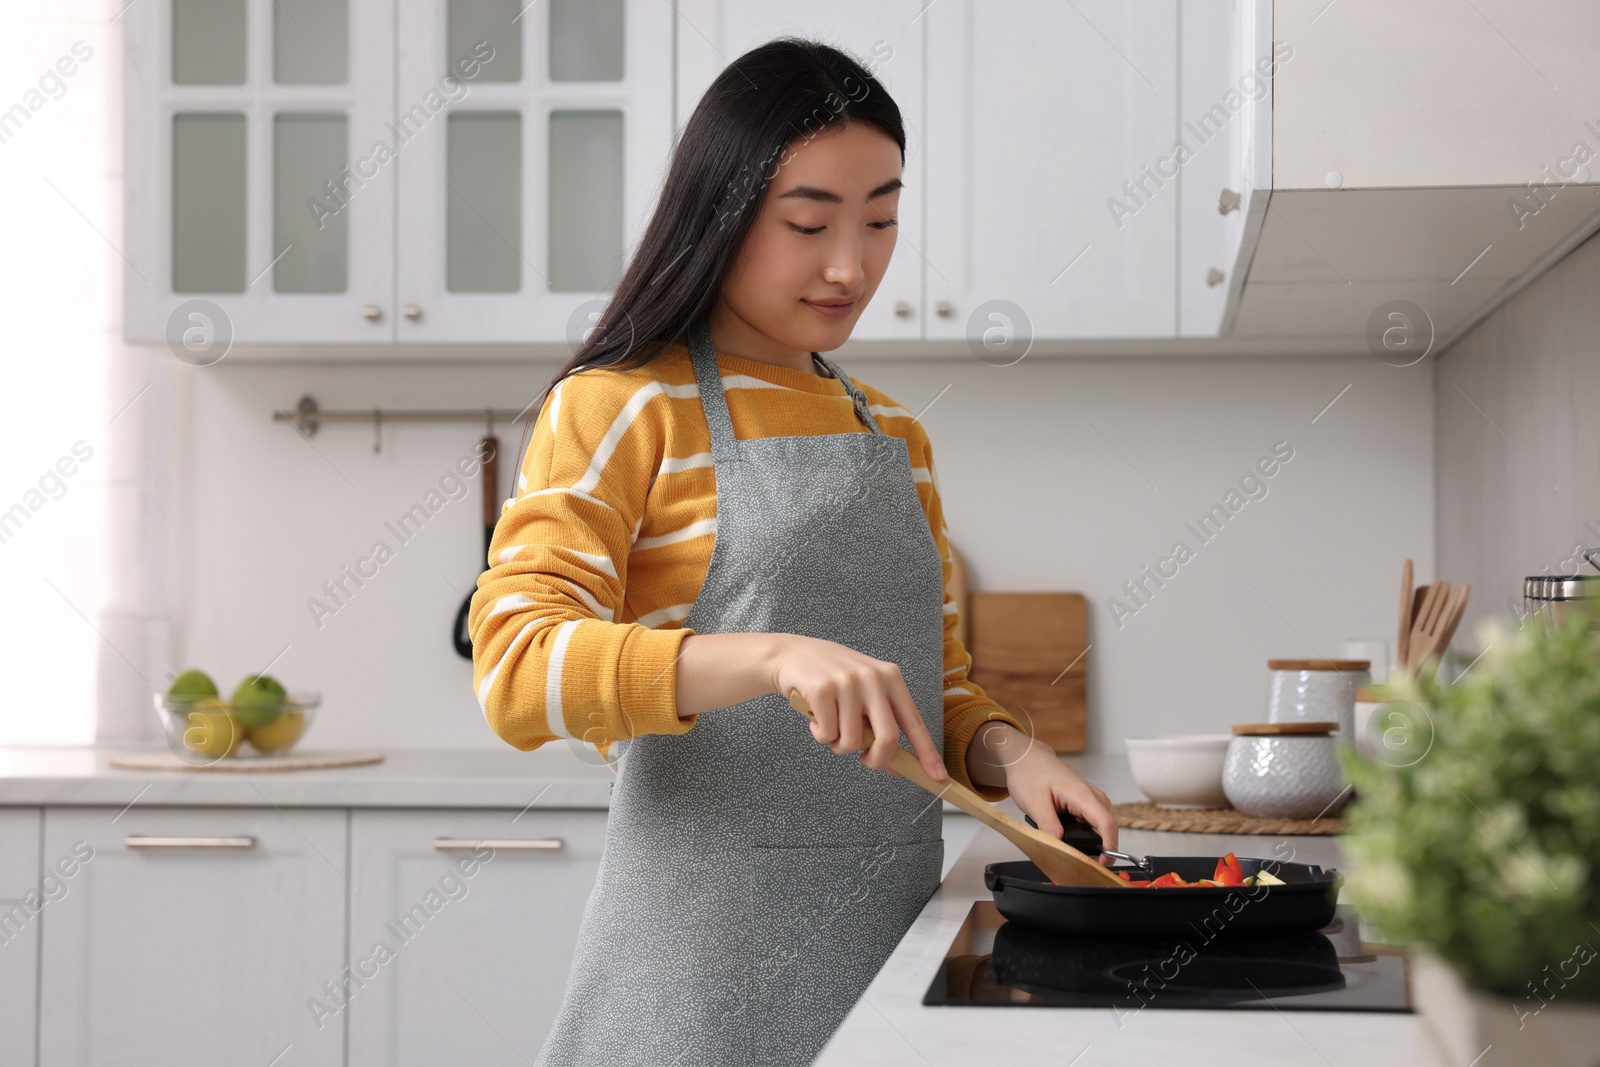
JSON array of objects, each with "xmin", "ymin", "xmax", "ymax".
[
  {"xmin": 345, "ymin": 808, "xmax": 606, "ymax": 1066},
  {"xmin": 124, "ymin": 0, "xmax": 399, "ymax": 343},
  {"xmin": 673, "ymin": 0, "xmax": 928, "ymax": 343},
  {"xmin": 394, "ymin": 0, "xmax": 674, "ymax": 342},
  {"xmin": 1227, "ymin": 0, "xmax": 1600, "ymax": 354},
  {"xmin": 1179, "ymin": 0, "xmax": 1273, "ymax": 336},
  {"xmin": 38, "ymin": 807, "xmax": 348, "ymax": 1067},
  {"xmin": 924, "ymin": 1, "xmax": 1180, "ymax": 343},
  {"xmin": 125, "ymin": 0, "xmax": 673, "ymax": 346},
  {"xmin": 0, "ymin": 808, "xmax": 41, "ymax": 1067}
]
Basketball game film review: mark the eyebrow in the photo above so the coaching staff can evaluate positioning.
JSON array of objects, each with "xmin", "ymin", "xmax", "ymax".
[{"xmin": 776, "ymin": 177, "xmax": 903, "ymax": 204}]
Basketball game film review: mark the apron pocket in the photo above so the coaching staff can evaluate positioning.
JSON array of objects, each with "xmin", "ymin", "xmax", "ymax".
[{"xmin": 747, "ymin": 839, "xmax": 942, "ymax": 1064}]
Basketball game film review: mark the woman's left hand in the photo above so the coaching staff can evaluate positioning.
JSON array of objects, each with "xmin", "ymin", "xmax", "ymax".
[{"xmin": 998, "ymin": 731, "xmax": 1119, "ymax": 864}]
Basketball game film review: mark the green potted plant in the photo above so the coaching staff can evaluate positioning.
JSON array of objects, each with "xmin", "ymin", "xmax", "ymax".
[{"xmin": 1343, "ymin": 604, "xmax": 1600, "ymax": 1066}]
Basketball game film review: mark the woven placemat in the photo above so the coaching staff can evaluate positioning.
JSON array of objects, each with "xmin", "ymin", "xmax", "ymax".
[
  {"xmin": 1111, "ymin": 801, "xmax": 1345, "ymax": 836},
  {"xmin": 108, "ymin": 750, "xmax": 386, "ymax": 772}
]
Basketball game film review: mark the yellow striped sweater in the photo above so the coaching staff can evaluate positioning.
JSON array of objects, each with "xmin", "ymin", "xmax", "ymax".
[{"xmin": 469, "ymin": 340, "xmax": 1024, "ymax": 799}]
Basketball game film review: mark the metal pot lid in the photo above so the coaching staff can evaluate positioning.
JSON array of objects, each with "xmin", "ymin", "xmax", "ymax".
[{"xmin": 1525, "ymin": 574, "xmax": 1600, "ymax": 601}]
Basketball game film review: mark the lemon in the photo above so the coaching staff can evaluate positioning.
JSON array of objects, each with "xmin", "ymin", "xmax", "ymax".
[
  {"xmin": 248, "ymin": 704, "xmax": 306, "ymax": 754},
  {"xmin": 182, "ymin": 699, "xmax": 243, "ymax": 758}
]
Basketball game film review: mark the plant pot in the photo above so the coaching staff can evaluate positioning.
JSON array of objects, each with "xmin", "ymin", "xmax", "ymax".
[{"xmin": 1411, "ymin": 950, "xmax": 1600, "ymax": 1067}]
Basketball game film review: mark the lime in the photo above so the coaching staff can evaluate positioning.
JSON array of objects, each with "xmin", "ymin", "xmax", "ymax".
[
  {"xmin": 231, "ymin": 674, "xmax": 288, "ymax": 729},
  {"xmin": 167, "ymin": 668, "xmax": 218, "ymax": 706}
]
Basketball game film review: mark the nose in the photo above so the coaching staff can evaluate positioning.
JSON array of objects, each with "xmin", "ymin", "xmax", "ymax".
[{"xmin": 822, "ymin": 234, "xmax": 866, "ymax": 289}]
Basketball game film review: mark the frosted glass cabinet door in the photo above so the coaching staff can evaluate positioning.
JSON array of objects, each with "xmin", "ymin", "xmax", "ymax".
[
  {"xmin": 124, "ymin": 0, "xmax": 397, "ymax": 343},
  {"xmin": 673, "ymin": 0, "xmax": 928, "ymax": 342},
  {"xmin": 395, "ymin": 0, "xmax": 674, "ymax": 342},
  {"xmin": 924, "ymin": 0, "xmax": 1179, "ymax": 341}
]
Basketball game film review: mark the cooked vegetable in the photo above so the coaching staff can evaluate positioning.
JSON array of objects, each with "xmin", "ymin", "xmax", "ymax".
[{"xmin": 1124, "ymin": 852, "xmax": 1285, "ymax": 888}]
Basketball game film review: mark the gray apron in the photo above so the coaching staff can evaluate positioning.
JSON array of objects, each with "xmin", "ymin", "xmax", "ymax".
[{"xmin": 533, "ymin": 317, "xmax": 947, "ymax": 1066}]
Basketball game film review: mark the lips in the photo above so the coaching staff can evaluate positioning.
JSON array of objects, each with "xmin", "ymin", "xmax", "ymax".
[{"xmin": 803, "ymin": 298, "xmax": 859, "ymax": 318}]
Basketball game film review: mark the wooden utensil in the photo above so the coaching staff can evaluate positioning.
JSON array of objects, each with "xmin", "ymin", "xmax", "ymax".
[
  {"xmin": 1406, "ymin": 580, "xmax": 1446, "ymax": 669},
  {"xmin": 1397, "ymin": 559, "xmax": 1415, "ymax": 668},
  {"xmin": 1413, "ymin": 583, "xmax": 1470, "ymax": 670},
  {"xmin": 784, "ymin": 690, "xmax": 1126, "ymax": 889},
  {"xmin": 1433, "ymin": 583, "xmax": 1470, "ymax": 658}
]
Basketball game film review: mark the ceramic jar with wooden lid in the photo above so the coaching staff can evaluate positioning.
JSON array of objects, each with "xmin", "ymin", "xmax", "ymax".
[
  {"xmin": 1223, "ymin": 722, "xmax": 1347, "ymax": 819},
  {"xmin": 1266, "ymin": 658, "xmax": 1370, "ymax": 747}
]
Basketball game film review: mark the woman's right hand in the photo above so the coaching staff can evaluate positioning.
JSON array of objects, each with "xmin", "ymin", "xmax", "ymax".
[{"xmin": 767, "ymin": 633, "xmax": 948, "ymax": 781}]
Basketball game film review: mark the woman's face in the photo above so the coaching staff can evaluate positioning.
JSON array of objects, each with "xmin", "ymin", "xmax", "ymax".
[{"xmin": 714, "ymin": 121, "xmax": 902, "ymax": 360}]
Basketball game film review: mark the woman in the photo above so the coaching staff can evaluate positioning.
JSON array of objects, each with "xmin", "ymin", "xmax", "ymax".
[{"xmin": 470, "ymin": 37, "xmax": 1118, "ymax": 1067}]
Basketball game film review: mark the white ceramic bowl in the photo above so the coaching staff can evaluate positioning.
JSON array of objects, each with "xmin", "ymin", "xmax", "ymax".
[
  {"xmin": 1222, "ymin": 734, "xmax": 1348, "ymax": 819},
  {"xmin": 1125, "ymin": 735, "xmax": 1232, "ymax": 809}
]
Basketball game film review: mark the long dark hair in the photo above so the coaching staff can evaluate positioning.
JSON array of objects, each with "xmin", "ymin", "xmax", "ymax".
[{"xmin": 514, "ymin": 36, "xmax": 905, "ymax": 465}]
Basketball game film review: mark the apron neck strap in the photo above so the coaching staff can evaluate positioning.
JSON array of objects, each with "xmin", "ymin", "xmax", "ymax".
[
  {"xmin": 687, "ymin": 319, "xmax": 885, "ymax": 463},
  {"xmin": 687, "ymin": 318, "xmax": 740, "ymax": 462},
  {"xmin": 813, "ymin": 353, "xmax": 884, "ymax": 435}
]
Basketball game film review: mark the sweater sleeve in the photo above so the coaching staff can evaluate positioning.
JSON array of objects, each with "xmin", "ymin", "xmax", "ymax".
[
  {"xmin": 469, "ymin": 370, "xmax": 696, "ymax": 754},
  {"xmin": 898, "ymin": 415, "xmax": 1028, "ymax": 803}
]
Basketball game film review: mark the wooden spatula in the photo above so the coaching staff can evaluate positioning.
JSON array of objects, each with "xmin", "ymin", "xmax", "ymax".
[
  {"xmin": 1397, "ymin": 559, "xmax": 1415, "ymax": 669},
  {"xmin": 785, "ymin": 690, "xmax": 1127, "ymax": 888}
]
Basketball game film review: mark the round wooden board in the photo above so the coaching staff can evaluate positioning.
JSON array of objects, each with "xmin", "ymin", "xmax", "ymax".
[
  {"xmin": 108, "ymin": 749, "xmax": 386, "ymax": 772},
  {"xmin": 1111, "ymin": 801, "xmax": 1345, "ymax": 836}
]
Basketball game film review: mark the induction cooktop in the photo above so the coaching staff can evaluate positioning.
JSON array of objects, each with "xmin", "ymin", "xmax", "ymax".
[{"xmin": 924, "ymin": 901, "xmax": 1412, "ymax": 1013}]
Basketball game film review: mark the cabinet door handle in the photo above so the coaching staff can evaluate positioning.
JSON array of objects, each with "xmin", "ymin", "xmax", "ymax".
[
  {"xmin": 433, "ymin": 837, "xmax": 564, "ymax": 851},
  {"xmin": 363, "ymin": 305, "xmax": 383, "ymax": 322},
  {"xmin": 402, "ymin": 304, "xmax": 422, "ymax": 321},
  {"xmin": 126, "ymin": 835, "xmax": 257, "ymax": 849},
  {"xmin": 893, "ymin": 301, "xmax": 913, "ymax": 318},
  {"xmin": 935, "ymin": 300, "xmax": 954, "ymax": 317}
]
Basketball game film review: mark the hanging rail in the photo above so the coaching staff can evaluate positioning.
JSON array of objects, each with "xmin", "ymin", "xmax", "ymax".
[{"xmin": 271, "ymin": 394, "xmax": 536, "ymax": 451}]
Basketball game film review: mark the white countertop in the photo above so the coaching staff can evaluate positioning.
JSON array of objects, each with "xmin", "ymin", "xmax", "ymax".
[
  {"xmin": 0, "ymin": 744, "xmax": 618, "ymax": 808},
  {"xmin": 816, "ymin": 756, "xmax": 1446, "ymax": 1067},
  {"xmin": 3, "ymin": 745, "xmax": 1444, "ymax": 1061}
]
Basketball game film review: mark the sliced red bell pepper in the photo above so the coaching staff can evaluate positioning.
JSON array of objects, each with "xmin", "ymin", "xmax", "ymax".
[
  {"xmin": 1145, "ymin": 871, "xmax": 1190, "ymax": 888},
  {"xmin": 1212, "ymin": 852, "xmax": 1245, "ymax": 886}
]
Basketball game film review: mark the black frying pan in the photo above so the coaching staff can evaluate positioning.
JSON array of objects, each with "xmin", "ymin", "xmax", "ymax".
[
  {"xmin": 986, "ymin": 813, "xmax": 1342, "ymax": 939},
  {"xmin": 453, "ymin": 434, "xmax": 499, "ymax": 659}
]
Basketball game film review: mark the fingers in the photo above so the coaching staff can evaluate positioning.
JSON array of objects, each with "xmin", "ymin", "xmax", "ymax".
[
  {"xmin": 805, "ymin": 686, "xmax": 840, "ymax": 747},
  {"xmin": 1065, "ymin": 787, "xmax": 1118, "ymax": 861},
  {"xmin": 885, "ymin": 666, "xmax": 947, "ymax": 779},
  {"xmin": 1017, "ymin": 784, "xmax": 1065, "ymax": 841},
  {"xmin": 830, "ymin": 681, "xmax": 863, "ymax": 757},
  {"xmin": 857, "ymin": 686, "xmax": 901, "ymax": 772}
]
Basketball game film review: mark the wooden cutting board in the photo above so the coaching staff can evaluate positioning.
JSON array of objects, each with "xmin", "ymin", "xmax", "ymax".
[{"xmin": 965, "ymin": 590, "xmax": 1088, "ymax": 753}]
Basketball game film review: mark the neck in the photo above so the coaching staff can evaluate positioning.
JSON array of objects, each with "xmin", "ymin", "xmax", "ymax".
[{"xmin": 704, "ymin": 303, "xmax": 826, "ymax": 377}]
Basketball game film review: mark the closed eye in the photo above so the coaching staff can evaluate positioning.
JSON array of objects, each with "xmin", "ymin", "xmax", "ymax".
[{"xmin": 788, "ymin": 219, "xmax": 898, "ymax": 235}]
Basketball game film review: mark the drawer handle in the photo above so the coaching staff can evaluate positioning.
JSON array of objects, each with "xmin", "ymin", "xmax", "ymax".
[
  {"xmin": 126, "ymin": 835, "xmax": 257, "ymax": 849},
  {"xmin": 433, "ymin": 837, "xmax": 564, "ymax": 851}
]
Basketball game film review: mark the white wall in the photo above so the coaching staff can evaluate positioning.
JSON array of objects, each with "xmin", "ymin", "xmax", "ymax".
[
  {"xmin": 1436, "ymin": 229, "xmax": 1600, "ymax": 638},
  {"xmin": 171, "ymin": 351, "xmax": 1434, "ymax": 754}
]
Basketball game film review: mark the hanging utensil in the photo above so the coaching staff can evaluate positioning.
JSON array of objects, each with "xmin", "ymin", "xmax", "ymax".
[
  {"xmin": 785, "ymin": 690, "xmax": 1126, "ymax": 888},
  {"xmin": 452, "ymin": 429, "xmax": 500, "ymax": 659}
]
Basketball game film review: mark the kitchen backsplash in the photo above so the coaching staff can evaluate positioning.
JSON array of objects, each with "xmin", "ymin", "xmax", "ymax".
[{"xmin": 132, "ymin": 351, "xmax": 1433, "ymax": 754}]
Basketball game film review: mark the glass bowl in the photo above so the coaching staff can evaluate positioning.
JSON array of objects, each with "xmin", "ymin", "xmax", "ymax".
[{"xmin": 151, "ymin": 691, "xmax": 321, "ymax": 765}]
